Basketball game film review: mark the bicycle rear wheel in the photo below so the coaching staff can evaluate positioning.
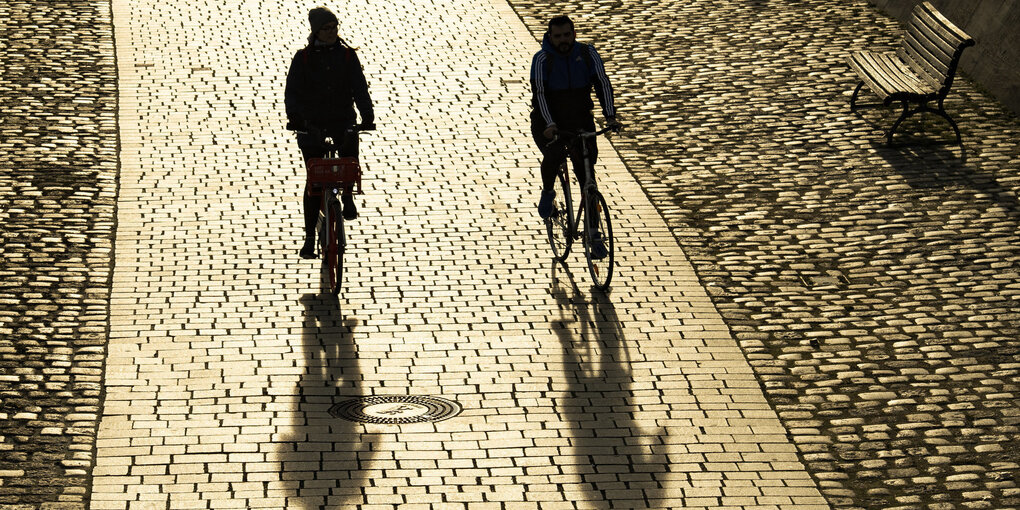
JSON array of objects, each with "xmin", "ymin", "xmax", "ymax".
[
  {"xmin": 321, "ymin": 199, "xmax": 344, "ymax": 296},
  {"xmin": 545, "ymin": 163, "xmax": 574, "ymax": 262},
  {"xmin": 582, "ymin": 190, "xmax": 614, "ymax": 291}
]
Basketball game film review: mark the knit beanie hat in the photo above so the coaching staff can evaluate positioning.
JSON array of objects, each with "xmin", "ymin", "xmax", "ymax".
[{"xmin": 308, "ymin": 7, "xmax": 338, "ymax": 34}]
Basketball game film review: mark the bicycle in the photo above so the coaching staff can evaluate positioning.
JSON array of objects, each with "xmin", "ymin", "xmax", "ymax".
[
  {"xmin": 544, "ymin": 125, "xmax": 618, "ymax": 291},
  {"xmin": 298, "ymin": 125, "xmax": 370, "ymax": 296}
]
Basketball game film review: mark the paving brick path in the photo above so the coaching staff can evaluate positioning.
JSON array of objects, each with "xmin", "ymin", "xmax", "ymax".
[
  {"xmin": 505, "ymin": 1, "xmax": 1020, "ymax": 509},
  {"xmin": 0, "ymin": 0, "xmax": 117, "ymax": 506},
  {"xmin": 88, "ymin": 0, "xmax": 824, "ymax": 508}
]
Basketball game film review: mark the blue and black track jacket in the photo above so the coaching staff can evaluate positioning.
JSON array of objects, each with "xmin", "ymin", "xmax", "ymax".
[
  {"xmin": 530, "ymin": 33, "xmax": 616, "ymax": 129},
  {"xmin": 285, "ymin": 40, "xmax": 374, "ymax": 130}
]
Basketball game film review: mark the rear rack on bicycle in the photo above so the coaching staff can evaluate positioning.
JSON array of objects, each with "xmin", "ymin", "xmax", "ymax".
[{"xmin": 306, "ymin": 157, "xmax": 363, "ymax": 195}]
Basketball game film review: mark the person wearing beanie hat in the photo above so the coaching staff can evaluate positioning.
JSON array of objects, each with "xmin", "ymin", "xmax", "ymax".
[
  {"xmin": 307, "ymin": 7, "xmax": 339, "ymax": 44},
  {"xmin": 285, "ymin": 6, "xmax": 375, "ymax": 259}
]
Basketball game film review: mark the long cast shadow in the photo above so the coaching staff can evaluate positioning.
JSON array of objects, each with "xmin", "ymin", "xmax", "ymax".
[
  {"xmin": 272, "ymin": 294, "xmax": 376, "ymax": 509},
  {"xmin": 872, "ymin": 140, "xmax": 1020, "ymax": 218},
  {"xmin": 549, "ymin": 263, "xmax": 668, "ymax": 507}
]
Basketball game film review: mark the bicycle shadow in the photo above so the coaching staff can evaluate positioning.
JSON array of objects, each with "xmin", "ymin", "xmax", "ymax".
[
  {"xmin": 549, "ymin": 262, "xmax": 667, "ymax": 507},
  {"xmin": 271, "ymin": 293, "xmax": 376, "ymax": 509}
]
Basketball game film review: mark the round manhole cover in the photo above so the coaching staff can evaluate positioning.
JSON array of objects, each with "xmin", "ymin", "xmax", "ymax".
[{"xmin": 329, "ymin": 395, "xmax": 462, "ymax": 424}]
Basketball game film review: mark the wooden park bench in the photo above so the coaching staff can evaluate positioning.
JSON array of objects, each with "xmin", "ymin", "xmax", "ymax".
[{"xmin": 846, "ymin": 1, "xmax": 975, "ymax": 145}]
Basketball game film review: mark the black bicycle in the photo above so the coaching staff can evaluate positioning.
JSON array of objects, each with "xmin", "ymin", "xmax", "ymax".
[
  {"xmin": 295, "ymin": 125, "xmax": 370, "ymax": 296},
  {"xmin": 544, "ymin": 126, "xmax": 617, "ymax": 291}
]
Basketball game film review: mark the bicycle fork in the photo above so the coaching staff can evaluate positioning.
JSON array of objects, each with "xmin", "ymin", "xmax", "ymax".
[
  {"xmin": 315, "ymin": 189, "xmax": 345, "ymax": 257},
  {"xmin": 575, "ymin": 185, "xmax": 600, "ymax": 240}
]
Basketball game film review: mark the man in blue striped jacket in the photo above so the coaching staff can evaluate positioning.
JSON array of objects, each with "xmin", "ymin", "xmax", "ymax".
[{"xmin": 530, "ymin": 15, "xmax": 620, "ymax": 221}]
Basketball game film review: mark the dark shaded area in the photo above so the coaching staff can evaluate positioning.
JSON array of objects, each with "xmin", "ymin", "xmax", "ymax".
[
  {"xmin": 0, "ymin": 0, "xmax": 119, "ymax": 505},
  {"xmin": 508, "ymin": 0, "xmax": 1020, "ymax": 508}
]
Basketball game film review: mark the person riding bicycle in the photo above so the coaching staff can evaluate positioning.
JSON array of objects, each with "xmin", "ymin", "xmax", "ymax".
[
  {"xmin": 285, "ymin": 6, "xmax": 375, "ymax": 259},
  {"xmin": 530, "ymin": 15, "xmax": 620, "ymax": 259}
]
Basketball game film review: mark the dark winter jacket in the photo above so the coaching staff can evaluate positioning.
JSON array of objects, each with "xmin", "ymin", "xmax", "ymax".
[
  {"xmin": 530, "ymin": 33, "xmax": 616, "ymax": 129},
  {"xmin": 285, "ymin": 40, "xmax": 374, "ymax": 130}
]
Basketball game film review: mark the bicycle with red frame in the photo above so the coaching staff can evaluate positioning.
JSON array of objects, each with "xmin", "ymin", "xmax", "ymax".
[{"xmin": 299, "ymin": 125, "xmax": 369, "ymax": 296}]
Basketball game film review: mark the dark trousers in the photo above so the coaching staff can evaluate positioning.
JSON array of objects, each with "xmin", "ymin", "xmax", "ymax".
[
  {"xmin": 531, "ymin": 117, "xmax": 598, "ymax": 193},
  {"xmin": 298, "ymin": 128, "xmax": 359, "ymax": 241}
]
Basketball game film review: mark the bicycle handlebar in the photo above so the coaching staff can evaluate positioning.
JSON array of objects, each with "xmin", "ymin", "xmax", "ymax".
[
  {"xmin": 288, "ymin": 123, "xmax": 375, "ymax": 152},
  {"xmin": 545, "ymin": 124, "xmax": 620, "ymax": 149},
  {"xmin": 288, "ymin": 123, "xmax": 374, "ymax": 136}
]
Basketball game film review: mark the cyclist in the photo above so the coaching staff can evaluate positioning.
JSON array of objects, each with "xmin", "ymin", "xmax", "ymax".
[
  {"xmin": 285, "ymin": 6, "xmax": 375, "ymax": 259},
  {"xmin": 530, "ymin": 15, "xmax": 620, "ymax": 259}
]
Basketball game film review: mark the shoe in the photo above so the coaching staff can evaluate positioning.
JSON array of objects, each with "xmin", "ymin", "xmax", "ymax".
[
  {"xmin": 538, "ymin": 189, "xmax": 555, "ymax": 219},
  {"xmin": 588, "ymin": 231, "xmax": 608, "ymax": 260},
  {"xmin": 342, "ymin": 193, "xmax": 358, "ymax": 220},
  {"xmin": 299, "ymin": 237, "xmax": 316, "ymax": 259}
]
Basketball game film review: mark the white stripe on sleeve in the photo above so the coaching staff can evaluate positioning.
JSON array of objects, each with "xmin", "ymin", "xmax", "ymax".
[
  {"xmin": 531, "ymin": 52, "xmax": 555, "ymax": 126},
  {"xmin": 589, "ymin": 45, "xmax": 616, "ymax": 118}
]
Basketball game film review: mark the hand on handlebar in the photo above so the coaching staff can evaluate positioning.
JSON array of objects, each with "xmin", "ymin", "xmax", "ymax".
[
  {"xmin": 359, "ymin": 122, "xmax": 376, "ymax": 131},
  {"xmin": 286, "ymin": 120, "xmax": 323, "ymax": 140},
  {"xmin": 543, "ymin": 125, "xmax": 558, "ymax": 140},
  {"xmin": 606, "ymin": 117, "xmax": 623, "ymax": 133}
]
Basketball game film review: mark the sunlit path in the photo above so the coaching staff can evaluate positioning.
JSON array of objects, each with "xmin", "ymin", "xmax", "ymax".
[{"xmin": 91, "ymin": 0, "xmax": 826, "ymax": 507}]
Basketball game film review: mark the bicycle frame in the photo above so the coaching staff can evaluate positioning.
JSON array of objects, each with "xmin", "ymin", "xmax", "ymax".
[
  {"xmin": 544, "ymin": 124, "xmax": 618, "ymax": 290},
  {"xmin": 551, "ymin": 126, "xmax": 614, "ymax": 240},
  {"xmin": 297, "ymin": 125, "xmax": 369, "ymax": 295}
]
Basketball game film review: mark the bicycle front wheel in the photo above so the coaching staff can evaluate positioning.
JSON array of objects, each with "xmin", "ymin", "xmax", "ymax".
[
  {"xmin": 545, "ymin": 163, "xmax": 574, "ymax": 262},
  {"xmin": 582, "ymin": 190, "xmax": 614, "ymax": 291},
  {"xmin": 321, "ymin": 199, "xmax": 344, "ymax": 296}
]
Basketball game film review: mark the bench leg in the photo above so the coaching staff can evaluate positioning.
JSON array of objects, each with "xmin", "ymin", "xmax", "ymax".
[
  {"xmin": 933, "ymin": 99, "xmax": 963, "ymax": 145},
  {"xmin": 887, "ymin": 101, "xmax": 963, "ymax": 146},
  {"xmin": 850, "ymin": 82, "xmax": 864, "ymax": 112},
  {"xmin": 887, "ymin": 100, "xmax": 914, "ymax": 146}
]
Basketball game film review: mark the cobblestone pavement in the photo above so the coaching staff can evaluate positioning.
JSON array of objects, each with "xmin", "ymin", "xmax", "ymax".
[
  {"xmin": 0, "ymin": 0, "xmax": 117, "ymax": 507},
  {"xmin": 505, "ymin": 1, "xmax": 1020, "ymax": 509},
  {"xmin": 87, "ymin": 0, "xmax": 825, "ymax": 508}
]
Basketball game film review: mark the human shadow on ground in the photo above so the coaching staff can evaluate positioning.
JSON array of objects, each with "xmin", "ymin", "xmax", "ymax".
[
  {"xmin": 548, "ymin": 263, "xmax": 668, "ymax": 507},
  {"xmin": 272, "ymin": 294, "xmax": 376, "ymax": 509}
]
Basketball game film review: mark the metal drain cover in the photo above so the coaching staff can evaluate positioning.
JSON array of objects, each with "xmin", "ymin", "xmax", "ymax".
[{"xmin": 329, "ymin": 395, "xmax": 462, "ymax": 424}]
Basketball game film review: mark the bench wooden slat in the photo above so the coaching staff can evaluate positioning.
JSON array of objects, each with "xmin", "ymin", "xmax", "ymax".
[
  {"xmin": 862, "ymin": 53, "xmax": 918, "ymax": 96},
  {"xmin": 905, "ymin": 21, "xmax": 954, "ymax": 71},
  {"xmin": 902, "ymin": 32, "xmax": 951, "ymax": 86},
  {"xmin": 849, "ymin": 51, "xmax": 933, "ymax": 100},
  {"xmin": 848, "ymin": 53, "xmax": 893, "ymax": 97},
  {"xmin": 909, "ymin": 9, "xmax": 964, "ymax": 62},
  {"xmin": 904, "ymin": 2, "xmax": 974, "ymax": 90},
  {"xmin": 850, "ymin": 54, "xmax": 897, "ymax": 98},
  {"xmin": 916, "ymin": 1, "xmax": 974, "ymax": 46},
  {"xmin": 877, "ymin": 53, "xmax": 934, "ymax": 96}
]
